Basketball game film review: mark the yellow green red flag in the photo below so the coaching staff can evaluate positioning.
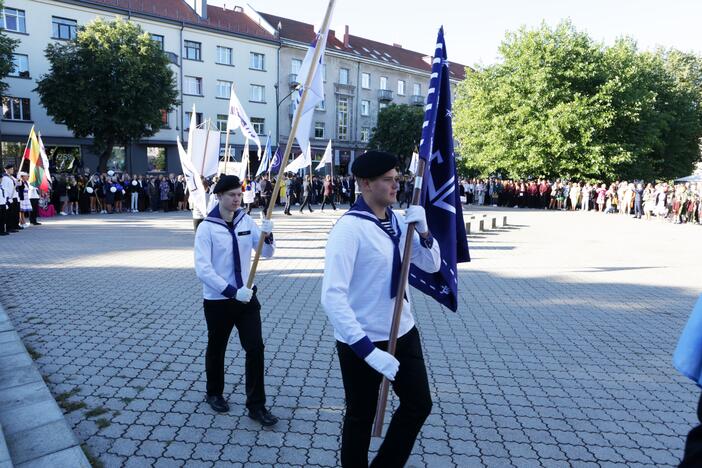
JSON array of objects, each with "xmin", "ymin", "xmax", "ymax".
[{"xmin": 22, "ymin": 126, "xmax": 50, "ymax": 192}]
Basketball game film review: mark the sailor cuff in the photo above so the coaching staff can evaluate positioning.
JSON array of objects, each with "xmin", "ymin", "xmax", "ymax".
[
  {"xmin": 221, "ymin": 284, "xmax": 238, "ymax": 299},
  {"xmin": 419, "ymin": 232, "xmax": 434, "ymax": 249},
  {"xmin": 264, "ymin": 233, "xmax": 274, "ymax": 244},
  {"xmin": 350, "ymin": 336, "xmax": 375, "ymax": 359}
]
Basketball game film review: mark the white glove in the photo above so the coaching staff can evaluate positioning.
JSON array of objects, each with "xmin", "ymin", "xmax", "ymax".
[
  {"xmin": 364, "ymin": 348, "xmax": 400, "ymax": 381},
  {"xmin": 235, "ymin": 286, "xmax": 254, "ymax": 303},
  {"xmin": 404, "ymin": 205, "xmax": 428, "ymax": 234},
  {"xmin": 260, "ymin": 214, "xmax": 273, "ymax": 234}
]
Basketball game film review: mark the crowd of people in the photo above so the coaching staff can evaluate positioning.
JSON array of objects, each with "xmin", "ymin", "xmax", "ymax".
[{"xmin": 460, "ymin": 178, "xmax": 702, "ymax": 224}]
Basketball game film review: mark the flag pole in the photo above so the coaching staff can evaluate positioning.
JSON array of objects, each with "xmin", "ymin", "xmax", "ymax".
[
  {"xmin": 246, "ymin": 0, "xmax": 336, "ymax": 289},
  {"xmin": 372, "ymin": 158, "xmax": 427, "ymax": 437},
  {"xmin": 222, "ymin": 130, "xmax": 231, "ymax": 176}
]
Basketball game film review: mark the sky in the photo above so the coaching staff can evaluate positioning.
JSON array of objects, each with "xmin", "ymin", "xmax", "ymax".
[{"xmin": 214, "ymin": 0, "xmax": 702, "ymax": 68}]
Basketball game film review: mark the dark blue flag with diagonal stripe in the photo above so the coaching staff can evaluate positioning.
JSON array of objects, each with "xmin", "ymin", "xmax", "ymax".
[{"xmin": 408, "ymin": 27, "xmax": 470, "ymax": 312}]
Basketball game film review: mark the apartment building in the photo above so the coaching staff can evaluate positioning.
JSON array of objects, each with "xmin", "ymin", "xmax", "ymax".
[{"xmin": 0, "ymin": 0, "xmax": 466, "ymax": 174}]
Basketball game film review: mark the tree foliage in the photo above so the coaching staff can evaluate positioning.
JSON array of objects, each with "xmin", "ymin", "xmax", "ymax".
[
  {"xmin": 367, "ymin": 104, "xmax": 424, "ymax": 172},
  {"xmin": 35, "ymin": 18, "xmax": 179, "ymax": 171},
  {"xmin": 0, "ymin": 0, "xmax": 19, "ymax": 94},
  {"xmin": 453, "ymin": 21, "xmax": 702, "ymax": 181}
]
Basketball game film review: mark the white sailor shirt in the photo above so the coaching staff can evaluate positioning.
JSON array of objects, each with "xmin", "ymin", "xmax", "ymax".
[
  {"xmin": 194, "ymin": 207, "xmax": 275, "ymax": 300},
  {"xmin": 321, "ymin": 209, "xmax": 441, "ymax": 355}
]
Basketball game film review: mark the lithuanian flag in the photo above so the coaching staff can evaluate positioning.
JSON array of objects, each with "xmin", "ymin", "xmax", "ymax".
[{"xmin": 21, "ymin": 126, "xmax": 50, "ymax": 192}]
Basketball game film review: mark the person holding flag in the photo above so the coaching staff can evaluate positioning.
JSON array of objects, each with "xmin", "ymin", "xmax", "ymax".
[
  {"xmin": 194, "ymin": 174, "xmax": 279, "ymax": 426},
  {"xmin": 321, "ymin": 149, "xmax": 440, "ymax": 467}
]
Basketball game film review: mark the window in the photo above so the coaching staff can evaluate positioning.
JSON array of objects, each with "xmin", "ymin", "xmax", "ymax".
[
  {"xmin": 361, "ymin": 100, "xmax": 370, "ymax": 116},
  {"xmin": 251, "ymin": 117, "xmax": 265, "ymax": 135},
  {"xmin": 216, "ymin": 46, "xmax": 233, "ymax": 65},
  {"xmin": 361, "ymin": 127, "xmax": 370, "ymax": 142},
  {"xmin": 160, "ymin": 109, "xmax": 169, "ymax": 128},
  {"xmin": 413, "ymin": 83, "xmax": 421, "ymax": 96},
  {"xmin": 250, "ymin": 52, "xmax": 265, "ymax": 70},
  {"xmin": 379, "ymin": 102, "xmax": 388, "ymax": 111},
  {"xmin": 2, "ymin": 96, "xmax": 31, "ymax": 120},
  {"xmin": 184, "ymin": 40, "xmax": 201, "ymax": 60},
  {"xmin": 397, "ymin": 80, "xmax": 405, "ymax": 96},
  {"xmin": 10, "ymin": 54, "xmax": 28, "ymax": 77},
  {"xmin": 1, "ymin": 8, "xmax": 26, "ymax": 33},
  {"xmin": 316, "ymin": 99, "xmax": 325, "ymax": 111},
  {"xmin": 183, "ymin": 76, "xmax": 202, "ymax": 95},
  {"xmin": 250, "ymin": 84, "xmax": 265, "ymax": 102},
  {"xmin": 150, "ymin": 34, "xmax": 164, "ymax": 50},
  {"xmin": 361, "ymin": 72, "xmax": 370, "ymax": 89},
  {"xmin": 339, "ymin": 68, "xmax": 349, "ymax": 85},
  {"xmin": 314, "ymin": 122, "xmax": 325, "ymax": 139},
  {"xmin": 379, "ymin": 76, "xmax": 388, "ymax": 90},
  {"xmin": 147, "ymin": 147, "xmax": 167, "ymax": 171},
  {"xmin": 185, "ymin": 111, "xmax": 203, "ymax": 129},
  {"xmin": 108, "ymin": 147, "xmax": 126, "ymax": 172},
  {"xmin": 320, "ymin": 63, "xmax": 327, "ymax": 81},
  {"xmin": 291, "ymin": 58, "xmax": 302, "ymax": 74},
  {"xmin": 216, "ymin": 114, "xmax": 228, "ymax": 132},
  {"xmin": 217, "ymin": 80, "xmax": 232, "ymax": 99},
  {"xmin": 52, "ymin": 17, "xmax": 77, "ymax": 40},
  {"xmin": 337, "ymin": 97, "xmax": 349, "ymax": 141}
]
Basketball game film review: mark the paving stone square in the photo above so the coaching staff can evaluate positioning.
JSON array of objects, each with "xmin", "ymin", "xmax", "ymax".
[{"xmin": 1, "ymin": 205, "xmax": 701, "ymax": 467}]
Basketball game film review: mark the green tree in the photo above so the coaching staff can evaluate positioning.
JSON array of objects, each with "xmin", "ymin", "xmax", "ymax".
[
  {"xmin": 454, "ymin": 21, "xmax": 702, "ymax": 181},
  {"xmin": 35, "ymin": 18, "xmax": 179, "ymax": 171},
  {"xmin": 0, "ymin": 0, "xmax": 19, "ymax": 94},
  {"xmin": 367, "ymin": 104, "xmax": 424, "ymax": 172}
]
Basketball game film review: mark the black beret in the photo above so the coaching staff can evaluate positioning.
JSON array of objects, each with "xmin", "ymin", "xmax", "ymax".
[
  {"xmin": 4, "ymin": 163, "xmax": 15, "ymax": 169},
  {"xmin": 351, "ymin": 151, "xmax": 398, "ymax": 178},
  {"xmin": 212, "ymin": 175, "xmax": 242, "ymax": 194}
]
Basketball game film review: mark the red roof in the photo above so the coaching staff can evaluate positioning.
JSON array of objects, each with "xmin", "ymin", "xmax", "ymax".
[
  {"xmin": 81, "ymin": 0, "xmax": 276, "ymax": 41},
  {"xmin": 260, "ymin": 12, "xmax": 467, "ymax": 80}
]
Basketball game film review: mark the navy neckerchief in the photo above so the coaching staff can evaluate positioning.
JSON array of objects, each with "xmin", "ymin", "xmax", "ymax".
[
  {"xmin": 344, "ymin": 196, "xmax": 403, "ymax": 299},
  {"xmin": 204, "ymin": 206, "xmax": 246, "ymax": 288}
]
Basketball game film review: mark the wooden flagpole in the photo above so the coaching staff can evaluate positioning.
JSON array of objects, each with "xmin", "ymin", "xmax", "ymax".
[
  {"xmin": 246, "ymin": 0, "xmax": 336, "ymax": 289},
  {"xmin": 372, "ymin": 158, "xmax": 427, "ymax": 437}
]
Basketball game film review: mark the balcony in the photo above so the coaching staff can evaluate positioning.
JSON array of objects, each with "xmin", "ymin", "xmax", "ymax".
[
  {"xmin": 334, "ymin": 82, "xmax": 355, "ymax": 96},
  {"xmin": 378, "ymin": 89, "xmax": 393, "ymax": 102},
  {"xmin": 410, "ymin": 95, "xmax": 425, "ymax": 106},
  {"xmin": 289, "ymin": 73, "xmax": 300, "ymax": 88}
]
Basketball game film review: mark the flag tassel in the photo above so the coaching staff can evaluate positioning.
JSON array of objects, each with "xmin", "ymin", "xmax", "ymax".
[
  {"xmin": 372, "ymin": 158, "xmax": 427, "ymax": 437},
  {"xmin": 246, "ymin": 0, "xmax": 337, "ymax": 289}
]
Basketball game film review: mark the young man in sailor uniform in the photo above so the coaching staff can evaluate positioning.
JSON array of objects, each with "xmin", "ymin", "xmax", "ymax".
[
  {"xmin": 321, "ymin": 151, "xmax": 441, "ymax": 467},
  {"xmin": 194, "ymin": 175, "xmax": 279, "ymax": 426}
]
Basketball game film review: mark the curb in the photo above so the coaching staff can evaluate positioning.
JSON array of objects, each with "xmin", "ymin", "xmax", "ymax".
[{"xmin": 0, "ymin": 305, "xmax": 90, "ymax": 468}]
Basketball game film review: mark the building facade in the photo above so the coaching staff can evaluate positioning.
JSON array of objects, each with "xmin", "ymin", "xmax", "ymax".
[{"xmin": 0, "ymin": 0, "xmax": 465, "ymax": 175}]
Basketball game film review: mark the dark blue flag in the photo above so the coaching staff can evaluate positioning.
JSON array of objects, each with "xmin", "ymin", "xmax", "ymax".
[
  {"xmin": 269, "ymin": 146, "xmax": 283, "ymax": 175},
  {"xmin": 408, "ymin": 27, "xmax": 470, "ymax": 312}
]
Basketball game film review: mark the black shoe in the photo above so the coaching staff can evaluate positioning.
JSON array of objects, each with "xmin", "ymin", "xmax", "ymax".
[
  {"xmin": 206, "ymin": 394, "xmax": 229, "ymax": 413},
  {"xmin": 31, "ymin": 222, "xmax": 41, "ymax": 225},
  {"xmin": 0, "ymin": 232, "xmax": 8, "ymax": 236},
  {"xmin": 248, "ymin": 407, "xmax": 278, "ymax": 427},
  {"xmin": 8, "ymin": 229, "xmax": 19, "ymax": 233}
]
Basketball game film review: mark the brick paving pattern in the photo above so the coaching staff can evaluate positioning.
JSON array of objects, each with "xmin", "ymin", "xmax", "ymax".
[{"xmin": 0, "ymin": 205, "xmax": 700, "ymax": 467}]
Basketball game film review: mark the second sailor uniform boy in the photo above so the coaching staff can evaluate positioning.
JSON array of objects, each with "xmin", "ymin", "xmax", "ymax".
[
  {"xmin": 322, "ymin": 151, "xmax": 441, "ymax": 467},
  {"xmin": 194, "ymin": 175, "xmax": 278, "ymax": 426}
]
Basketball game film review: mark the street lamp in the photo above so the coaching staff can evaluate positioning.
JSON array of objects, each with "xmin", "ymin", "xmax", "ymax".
[{"xmin": 275, "ymin": 82, "xmax": 300, "ymax": 150}]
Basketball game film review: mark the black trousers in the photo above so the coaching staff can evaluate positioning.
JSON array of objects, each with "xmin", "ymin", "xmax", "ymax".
[
  {"xmin": 203, "ymin": 296, "xmax": 266, "ymax": 411},
  {"xmin": 681, "ymin": 392, "xmax": 702, "ymax": 467},
  {"xmin": 321, "ymin": 195, "xmax": 336, "ymax": 210},
  {"xmin": 9, "ymin": 200, "xmax": 19, "ymax": 229},
  {"xmin": 336, "ymin": 326, "xmax": 432, "ymax": 468},
  {"xmin": 29, "ymin": 199, "xmax": 39, "ymax": 224},
  {"xmin": 193, "ymin": 218, "xmax": 203, "ymax": 232},
  {"xmin": 299, "ymin": 195, "xmax": 313, "ymax": 212},
  {"xmin": 0, "ymin": 205, "xmax": 7, "ymax": 234}
]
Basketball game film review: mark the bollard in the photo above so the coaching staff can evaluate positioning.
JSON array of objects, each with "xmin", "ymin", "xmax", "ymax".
[
  {"xmin": 503, "ymin": 215, "xmax": 508, "ymax": 226},
  {"xmin": 491, "ymin": 217, "xmax": 497, "ymax": 229},
  {"xmin": 479, "ymin": 219, "xmax": 485, "ymax": 231}
]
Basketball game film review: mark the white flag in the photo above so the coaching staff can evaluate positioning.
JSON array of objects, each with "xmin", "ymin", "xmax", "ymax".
[
  {"xmin": 315, "ymin": 139, "xmax": 333, "ymax": 171},
  {"xmin": 409, "ymin": 151, "xmax": 419, "ymax": 175},
  {"xmin": 227, "ymin": 83, "xmax": 261, "ymax": 157},
  {"xmin": 287, "ymin": 143, "xmax": 312, "ymax": 173},
  {"xmin": 291, "ymin": 31, "xmax": 327, "ymax": 154},
  {"xmin": 238, "ymin": 139, "xmax": 249, "ymax": 180},
  {"xmin": 177, "ymin": 136, "xmax": 207, "ymax": 216}
]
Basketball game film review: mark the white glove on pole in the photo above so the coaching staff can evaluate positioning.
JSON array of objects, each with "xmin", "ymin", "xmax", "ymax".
[
  {"xmin": 235, "ymin": 286, "xmax": 254, "ymax": 303},
  {"xmin": 260, "ymin": 212, "xmax": 273, "ymax": 234},
  {"xmin": 364, "ymin": 348, "xmax": 400, "ymax": 381},
  {"xmin": 404, "ymin": 205, "xmax": 428, "ymax": 234}
]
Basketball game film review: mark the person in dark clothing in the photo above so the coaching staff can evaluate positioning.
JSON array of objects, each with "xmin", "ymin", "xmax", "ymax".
[{"xmin": 299, "ymin": 175, "xmax": 314, "ymax": 213}]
